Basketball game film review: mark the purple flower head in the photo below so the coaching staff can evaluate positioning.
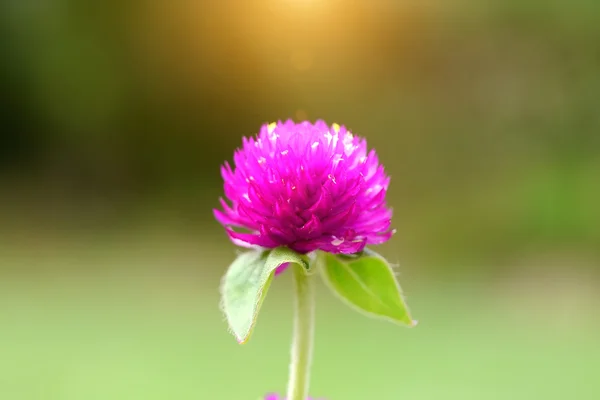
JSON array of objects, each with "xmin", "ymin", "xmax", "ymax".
[
  {"xmin": 264, "ymin": 394, "xmax": 325, "ymax": 400},
  {"xmin": 215, "ymin": 120, "xmax": 394, "ymax": 258}
]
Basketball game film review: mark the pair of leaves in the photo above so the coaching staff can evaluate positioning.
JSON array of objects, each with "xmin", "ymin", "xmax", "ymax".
[
  {"xmin": 220, "ymin": 246, "xmax": 415, "ymax": 344},
  {"xmin": 219, "ymin": 247, "xmax": 309, "ymax": 344}
]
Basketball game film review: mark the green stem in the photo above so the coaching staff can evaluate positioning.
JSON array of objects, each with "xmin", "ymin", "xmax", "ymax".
[{"xmin": 286, "ymin": 263, "xmax": 316, "ymax": 400}]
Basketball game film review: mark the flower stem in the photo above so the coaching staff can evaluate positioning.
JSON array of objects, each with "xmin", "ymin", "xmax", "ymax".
[{"xmin": 286, "ymin": 263, "xmax": 316, "ymax": 400}]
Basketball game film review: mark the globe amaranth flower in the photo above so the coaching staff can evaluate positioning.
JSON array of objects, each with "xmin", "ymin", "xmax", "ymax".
[
  {"xmin": 264, "ymin": 394, "xmax": 325, "ymax": 400},
  {"xmin": 215, "ymin": 120, "xmax": 394, "ymax": 257}
]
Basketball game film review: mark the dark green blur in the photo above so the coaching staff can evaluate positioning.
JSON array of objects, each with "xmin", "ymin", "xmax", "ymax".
[{"xmin": 1, "ymin": 1, "xmax": 598, "ymax": 399}]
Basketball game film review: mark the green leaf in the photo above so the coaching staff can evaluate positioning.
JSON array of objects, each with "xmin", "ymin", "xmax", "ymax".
[
  {"xmin": 220, "ymin": 247, "xmax": 309, "ymax": 344},
  {"xmin": 266, "ymin": 246, "xmax": 311, "ymax": 274},
  {"xmin": 320, "ymin": 250, "xmax": 416, "ymax": 327}
]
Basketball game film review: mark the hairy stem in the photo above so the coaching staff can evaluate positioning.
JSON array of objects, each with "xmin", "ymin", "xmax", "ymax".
[{"xmin": 286, "ymin": 263, "xmax": 316, "ymax": 400}]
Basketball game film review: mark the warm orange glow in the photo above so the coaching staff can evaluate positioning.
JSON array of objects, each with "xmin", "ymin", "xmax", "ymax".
[
  {"xmin": 290, "ymin": 50, "xmax": 314, "ymax": 71},
  {"xmin": 126, "ymin": 1, "xmax": 426, "ymax": 110},
  {"xmin": 295, "ymin": 109, "xmax": 308, "ymax": 121}
]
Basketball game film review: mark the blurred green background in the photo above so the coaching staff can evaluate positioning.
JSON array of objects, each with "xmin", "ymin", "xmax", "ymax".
[{"xmin": 1, "ymin": 0, "xmax": 599, "ymax": 399}]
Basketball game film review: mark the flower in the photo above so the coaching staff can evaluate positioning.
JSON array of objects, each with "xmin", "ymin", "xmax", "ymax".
[
  {"xmin": 263, "ymin": 394, "xmax": 325, "ymax": 400},
  {"xmin": 215, "ymin": 120, "xmax": 394, "ymax": 257}
]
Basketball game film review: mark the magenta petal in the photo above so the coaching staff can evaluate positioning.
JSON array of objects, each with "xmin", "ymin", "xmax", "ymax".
[
  {"xmin": 274, "ymin": 262, "xmax": 290, "ymax": 275},
  {"xmin": 213, "ymin": 209, "xmax": 239, "ymax": 227},
  {"xmin": 319, "ymin": 237, "xmax": 367, "ymax": 254},
  {"xmin": 263, "ymin": 394, "xmax": 323, "ymax": 400},
  {"xmin": 367, "ymin": 230, "xmax": 395, "ymax": 245},
  {"xmin": 225, "ymin": 228, "xmax": 274, "ymax": 248}
]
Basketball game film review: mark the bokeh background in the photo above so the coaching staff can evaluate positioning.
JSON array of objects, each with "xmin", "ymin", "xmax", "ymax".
[{"xmin": 1, "ymin": 0, "xmax": 599, "ymax": 399}]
